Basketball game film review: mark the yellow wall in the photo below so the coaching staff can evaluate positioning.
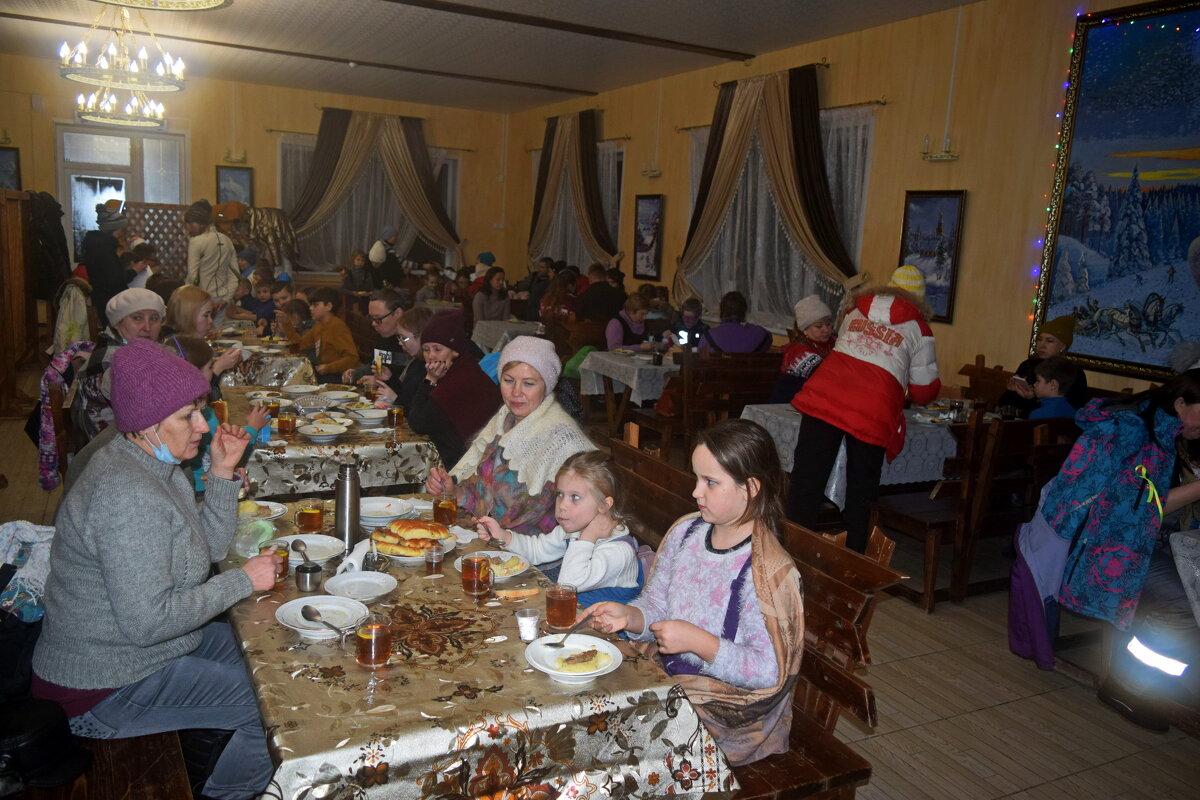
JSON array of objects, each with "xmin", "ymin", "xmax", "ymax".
[
  {"xmin": 0, "ymin": 0, "xmax": 1151, "ymax": 390},
  {"xmin": 499, "ymin": 0, "xmax": 1147, "ymax": 391},
  {"xmin": 0, "ymin": 51, "xmax": 504, "ymax": 262}
]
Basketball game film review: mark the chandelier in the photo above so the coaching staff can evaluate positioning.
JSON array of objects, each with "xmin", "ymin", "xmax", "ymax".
[
  {"xmin": 96, "ymin": 1, "xmax": 230, "ymax": 9},
  {"xmin": 59, "ymin": 2, "xmax": 187, "ymax": 128}
]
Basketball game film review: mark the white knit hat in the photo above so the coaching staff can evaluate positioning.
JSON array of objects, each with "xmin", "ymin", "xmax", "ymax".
[
  {"xmin": 793, "ymin": 294, "xmax": 833, "ymax": 331},
  {"xmin": 498, "ymin": 336, "xmax": 560, "ymax": 392},
  {"xmin": 106, "ymin": 288, "xmax": 165, "ymax": 325},
  {"xmin": 368, "ymin": 241, "xmax": 387, "ymax": 264}
]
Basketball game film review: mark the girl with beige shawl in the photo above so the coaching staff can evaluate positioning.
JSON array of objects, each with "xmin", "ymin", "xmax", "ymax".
[{"xmin": 588, "ymin": 419, "xmax": 804, "ymax": 765}]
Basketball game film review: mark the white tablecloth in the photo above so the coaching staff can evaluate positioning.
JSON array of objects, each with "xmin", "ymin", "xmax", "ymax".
[
  {"xmin": 577, "ymin": 350, "xmax": 681, "ymax": 406},
  {"xmin": 470, "ymin": 320, "xmax": 543, "ymax": 353},
  {"xmin": 741, "ymin": 404, "xmax": 959, "ymax": 509}
]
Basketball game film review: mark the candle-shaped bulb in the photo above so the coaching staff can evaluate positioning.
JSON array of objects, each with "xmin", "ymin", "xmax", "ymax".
[
  {"xmin": 59, "ymin": 42, "xmax": 70, "ymax": 62},
  {"xmin": 97, "ymin": 55, "xmax": 109, "ymax": 70},
  {"xmin": 137, "ymin": 47, "xmax": 148, "ymax": 64},
  {"xmin": 155, "ymin": 63, "xmax": 165, "ymax": 76},
  {"xmin": 107, "ymin": 42, "xmax": 117, "ymax": 57},
  {"xmin": 174, "ymin": 57, "xmax": 185, "ymax": 77},
  {"xmin": 129, "ymin": 61, "xmax": 138, "ymax": 73}
]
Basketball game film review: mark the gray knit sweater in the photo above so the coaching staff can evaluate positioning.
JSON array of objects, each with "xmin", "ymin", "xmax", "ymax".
[{"xmin": 33, "ymin": 434, "xmax": 253, "ymax": 689}]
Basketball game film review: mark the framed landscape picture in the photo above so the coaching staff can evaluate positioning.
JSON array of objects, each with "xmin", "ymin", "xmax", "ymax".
[
  {"xmin": 1035, "ymin": 1, "xmax": 1200, "ymax": 379},
  {"xmin": 897, "ymin": 190, "xmax": 965, "ymax": 324},
  {"xmin": 633, "ymin": 194, "xmax": 664, "ymax": 280},
  {"xmin": 0, "ymin": 147, "xmax": 21, "ymax": 191},
  {"xmin": 216, "ymin": 165, "xmax": 253, "ymax": 205}
]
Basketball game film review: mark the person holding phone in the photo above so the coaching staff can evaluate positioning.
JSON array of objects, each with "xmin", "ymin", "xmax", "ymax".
[
  {"xmin": 998, "ymin": 315, "xmax": 1089, "ymax": 417},
  {"xmin": 666, "ymin": 297, "xmax": 709, "ymax": 350}
]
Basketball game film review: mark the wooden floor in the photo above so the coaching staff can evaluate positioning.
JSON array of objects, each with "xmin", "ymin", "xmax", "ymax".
[{"xmin": 4, "ymin": 373, "xmax": 1200, "ymax": 798}]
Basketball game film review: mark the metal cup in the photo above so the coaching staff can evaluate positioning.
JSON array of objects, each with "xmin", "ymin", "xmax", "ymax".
[{"xmin": 295, "ymin": 562, "xmax": 323, "ymax": 592}]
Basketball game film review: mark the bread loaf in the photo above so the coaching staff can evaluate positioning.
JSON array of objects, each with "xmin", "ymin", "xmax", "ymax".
[
  {"xmin": 383, "ymin": 519, "xmax": 453, "ymax": 541},
  {"xmin": 373, "ymin": 538, "xmax": 441, "ymax": 557}
]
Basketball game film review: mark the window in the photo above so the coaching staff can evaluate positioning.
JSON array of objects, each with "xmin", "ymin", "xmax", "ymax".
[
  {"xmin": 57, "ymin": 125, "xmax": 187, "ymax": 260},
  {"xmin": 530, "ymin": 143, "xmax": 624, "ymax": 268},
  {"xmin": 278, "ymin": 134, "xmax": 458, "ymax": 271},
  {"xmin": 686, "ymin": 107, "xmax": 875, "ymax": 330}
]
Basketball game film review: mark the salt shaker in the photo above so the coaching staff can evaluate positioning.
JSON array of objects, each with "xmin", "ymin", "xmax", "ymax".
[{"xmin": 334, "ymin": 461, "xmax": 362, "ymax": 554}]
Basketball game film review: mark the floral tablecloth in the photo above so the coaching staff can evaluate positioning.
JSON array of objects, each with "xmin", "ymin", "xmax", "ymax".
[
  {"xmin": 224, "ymin": 504, "xmax": 736, "ymax": 800},
  {"xmin": 471, "ymin": 320, "xmax": 544, "ymax": 353},
  {"xmin": 741, "ymin": 403, "xmax": 959, "ymax": 509},
  {"xmin": 214, "ymin": 329, "xmax": 317, "ymax": 388},
  {"xmin": 226, "ymin": 387, "xmax": 438, "ymax": 496},
  {"xmin": 577, "ymin": 352, "xmax": 680, "ymax": 407}
]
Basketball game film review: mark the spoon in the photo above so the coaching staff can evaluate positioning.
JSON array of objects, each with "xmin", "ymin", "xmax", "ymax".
[
  {"xmin": 300, "ymin": 605, "xmax": 343, "ymax": 637},
  {"xmin": 542, "ymin": 613, "xmax": 593, "ymax": 649},
  {"xmin": 291, "ymin": 539, "xmax": 313, "ymax": 566}
]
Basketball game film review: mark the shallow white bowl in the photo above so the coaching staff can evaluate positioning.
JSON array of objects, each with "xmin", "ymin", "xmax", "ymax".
[
  {"xmin": 352, "ymin": 408, "xmax": 387, "ymax": 427},
  {"xmin": 523, "ymin": 634, "xmax": 622, "ymax": 684},
  {"xmin": 276, "ymin": 595, "xmax": 368, "ymax": 641},
  {"xmin": 282, "ymin": 384, "xmax": 321, "ymax": 396},
  {"xmin": 298, "ymin": 423, "xmax": 346, "ymax": 443}
]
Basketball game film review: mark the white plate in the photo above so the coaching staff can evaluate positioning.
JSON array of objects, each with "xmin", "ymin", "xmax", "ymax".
[
  {"xmin": 379, "ymin": 537, "xmax": 456, "ymax": 564},
  {"xmin": 271, "ymin": 533, "xmax": 343, "ymax": 565},
  {"xmin": 351, "ymin": 408, "xmax": 387, "ymax": 427},
  {"xmin": 453, "ymin": 550, "xmax": 530, "ymax": 581},
  {"xmin": 524, "ymin": 634, "xmax": 622, "ymax": 684},
  {"xmin": 319, "ymin": 390, "xmax": 360, "ymax": 403},
  {"xmin": 215, "ymin": 339, "xmax": 242, "ymax": 348},
  {"xmin": 276, "ymin": 595, "xmax": 368, "ymax": 641},
  {"xmin": 324, "ymin": 572, "xmax": 398, "ymax": 603},
  {"xmin": 306, "ymin": 415, "xmax": 354, "ymax": 426},
  {"xmin": 282, "ymin": 384, "xmax": 321, "ymax": 396},
  {"xmin": 242, "ymin": 501, "xmax": 287, "ymax": 521},
  {"xmin": 249, "ymin": 397, "xmax": 295, "ymax": 408},
  {"xmin": 248, "ymin": 389, "xmax": 286, "ymax": 399},
  {"xmin": 634, "ymin": 353, "xmax": 654, "ymax": 362},
  {"xmin": 306, "ymin": 410, "xmax": 348, "ymax": 421},
  {"xmin": 407, "ymin": 499, "xmax": 434, "ymax": 513},
  {"xmin": 360, "ymin": 497, "xmax": 413, "ymax": 521}
]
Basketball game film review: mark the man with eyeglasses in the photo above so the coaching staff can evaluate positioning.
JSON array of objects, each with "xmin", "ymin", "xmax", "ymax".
[{"xmin": 342, "ymin": 289, "xmax": 411, "ymax": 393}]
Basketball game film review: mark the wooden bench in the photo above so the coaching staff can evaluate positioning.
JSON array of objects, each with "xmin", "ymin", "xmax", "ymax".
[
  {"xmin": 610, "ymin": 438, "xmax": 903, "ymax": 798},
  {"xmin": 23, "ymin": 731, "xmax": 192, "ymax": 800},
  {"xmin": 630, "ymin": 350, "xmax": 780, "ymax": 461}
]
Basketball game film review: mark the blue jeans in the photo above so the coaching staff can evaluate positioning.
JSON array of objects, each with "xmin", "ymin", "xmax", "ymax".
[{"xmin": 71, "ymin": 621, "xmax": 273, "ymax": 800}]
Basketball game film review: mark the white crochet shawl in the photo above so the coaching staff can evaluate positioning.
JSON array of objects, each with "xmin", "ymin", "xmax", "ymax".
[{"xmin": 451, "ymin": 397, "xmax": 595, "ymax": 494}]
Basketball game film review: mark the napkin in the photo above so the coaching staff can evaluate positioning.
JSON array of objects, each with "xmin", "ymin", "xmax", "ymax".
[
  {"xmin": 450, "ymin": 525, "xmax": 477, "ymax": 544},
  {"xmin": 335, "ymin": 539, "xmax": 373, "ymax": 574}
]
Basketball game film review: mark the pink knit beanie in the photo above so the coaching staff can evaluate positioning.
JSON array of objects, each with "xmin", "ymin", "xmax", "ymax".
[
  {"xmin": 110, "ymin": 338, "xmax": 211, "ymax": 432},
  {"xmin": 498, "ymin": 336, "xmax": 560, "ymax": 392}
]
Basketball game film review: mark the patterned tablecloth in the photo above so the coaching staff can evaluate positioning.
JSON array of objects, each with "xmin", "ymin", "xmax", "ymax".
[
  {"xmin": 577, "ymin": 351, "xmax": 680, "ymax": 407},
  {"xmin": 225, "ymin": 387, "xmax": 438, "ymax": 496},
  {"xmin": 471, "ymin": 320, "xmax": 544, "ymax": 353},
  {"xmin": 212, "ymin": 328, "xmax": 317, "ymax": 388},
  {"xmin": 224, "ymin": 502, "xmax": 736, "ymax": 800},
  {"xmin": 741, "ymin": 404, "xmax": 959, "ymax": 509}
]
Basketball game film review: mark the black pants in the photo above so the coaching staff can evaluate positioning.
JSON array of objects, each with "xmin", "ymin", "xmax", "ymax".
[{"xmin": 788, "ymin": 414, "xmax": 885, "ymax": 553}]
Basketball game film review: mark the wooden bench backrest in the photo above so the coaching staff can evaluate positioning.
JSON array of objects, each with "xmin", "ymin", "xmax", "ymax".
[
  {"xmin": 562, "ymin": 317, "xmax": 607, "ymax": 352},
  {"xmin": 958, "ymin": 354, "xmax": 1013, "ymax": 408},
  {"xmin": 609, "ymin": 438, "xmax": 902, "ymax": 731}
]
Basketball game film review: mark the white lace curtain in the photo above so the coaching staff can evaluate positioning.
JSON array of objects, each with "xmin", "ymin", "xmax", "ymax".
[
  {"xmin": 279, "ymin": 133, "xmax": 449, "ymax": 271},
  {"xmin": 530, "ymin": 142, "xmax": 623, "ymax": 268},
  {"xmin": 686, "ymin": 106, "xmax": 875, "ymax": 329}
]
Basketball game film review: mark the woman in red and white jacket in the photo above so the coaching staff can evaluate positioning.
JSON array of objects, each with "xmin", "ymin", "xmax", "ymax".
[{"xmin": 788, "ymin": 265, "xmax": 940, "ymax": 552}]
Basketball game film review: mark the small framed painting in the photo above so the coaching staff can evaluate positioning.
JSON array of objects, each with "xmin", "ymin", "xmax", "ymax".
[
  {"xmin": 0, "ymin": 147, "xmax": 21, "ymax": 191},
  {"xmin": 216, "ymin": 165, "xmax": 253, "ymax": 205},
  {"xmin": 897, "ymin": 190, "xmax": 966, "ymax": 324},
  {"xmin": 633, "ymin": 194, "xmax": 664, "ymax": 281}
]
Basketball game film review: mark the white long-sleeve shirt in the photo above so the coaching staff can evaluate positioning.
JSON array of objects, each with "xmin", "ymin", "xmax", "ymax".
[{"xmin": 504, "ymin": 524, "xmax": 639, "ymax": 593}]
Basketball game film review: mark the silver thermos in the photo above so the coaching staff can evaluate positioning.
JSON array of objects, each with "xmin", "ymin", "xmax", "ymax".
[{"xmin": 334, "ymin": 461, "xmax": 361, "ymax": 553}]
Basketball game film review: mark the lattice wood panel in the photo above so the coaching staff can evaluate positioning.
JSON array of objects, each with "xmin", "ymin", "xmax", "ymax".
[{"xmin": 123, "ymin": 201, "xmax": 190, "ymax": 281}]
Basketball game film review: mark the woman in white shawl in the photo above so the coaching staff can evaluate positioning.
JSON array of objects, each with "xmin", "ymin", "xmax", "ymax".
[{"xmin": 425, "ymin": 337, "xmax": 594, "ymax": 534}]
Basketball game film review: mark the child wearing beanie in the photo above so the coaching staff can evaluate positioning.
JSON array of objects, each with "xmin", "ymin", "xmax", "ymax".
[{"xmin": 770, "ymin": 294, "xmax": 836, "ymax": 403}]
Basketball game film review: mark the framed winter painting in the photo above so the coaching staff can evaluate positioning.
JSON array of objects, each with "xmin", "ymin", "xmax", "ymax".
[
  {"xmin": 897, "ymin": 190, "xmax": 965, "ymax": 324},
  {"xmin": 1035, "ymin": 1, "xmax": 1200, "ymax": 380}
]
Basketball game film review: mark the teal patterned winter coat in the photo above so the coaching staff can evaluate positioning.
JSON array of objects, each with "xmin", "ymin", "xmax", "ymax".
[{"xmin": 1045, "ymin": 398, "xmax": 1181, "ymax": 629}]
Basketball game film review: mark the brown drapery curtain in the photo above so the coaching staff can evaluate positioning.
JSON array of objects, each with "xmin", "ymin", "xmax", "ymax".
[
  {"xmin": 527, "ymin": 110, "xmax": 619, "ymax": 265},
  {"xmin": 288, "ymin": 108, "xmax": 351, "ymax": 228},
  {"xmin": 675, "ymin": 65, "xmax": 862, "ymax": 302},
  {"xmin": 288, "ymin": 109, "xmax": 461, "ymax": 262}
]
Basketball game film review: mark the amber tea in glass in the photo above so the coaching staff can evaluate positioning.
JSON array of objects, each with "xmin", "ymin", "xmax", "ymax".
[
  {"xmin": 277, "ymin": 412, "xmax": 296, "ymax": 436},
  {"xmin": 432, "ymin": 499, "xmax": 456, "ymax": 527},
  {"xmin": 259, "ymin": 544, "xmax": 289, "ymax": 588},
  {"xmin": 354, "ymin": 614, "xmax": 393, "ymax": 668},
  {"xmin": 294, "ymin": 500, "xmax": 324, "ymax": 532},
  {"xmin": 387, "ymin": 406, "xmax": 403, "ymax": 427},
  {"xmin": 461, "ymin": 556, "xmax": 492, "ymax": 597},
  {"xmin": 546, "ymin": 583, "xmax": 578, "ymax": 631}
]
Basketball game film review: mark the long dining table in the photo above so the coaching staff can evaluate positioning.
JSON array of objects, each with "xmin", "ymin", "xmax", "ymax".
[
  {"xmin": 223, "ymin": 498, "xmax": 736, "ymax": 800},
  {"xmin": 210, "ymin": 323, "xmax": 317, "ymax": 388},
  {"xmin": 223, "ymin": 386, "xmax": 439, "ymax": 496}
]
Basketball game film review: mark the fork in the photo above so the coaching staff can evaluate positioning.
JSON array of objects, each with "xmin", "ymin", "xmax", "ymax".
[{"xmin": 542, "ymin": 613, "xmax": 593, "ymax": 648}]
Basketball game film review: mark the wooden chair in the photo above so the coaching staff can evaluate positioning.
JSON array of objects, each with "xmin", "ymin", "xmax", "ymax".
[
  {"xmin": 23, "ymin": 731, "xmax": 191, "ymax": 800},
  {"xmin": 953, "ymin": 416, "xmax": 1081, "ymax": 601},
  {"xmin": 562, "ymin": 317, "xmax": 607, "ymax": 352},
  {"xmin": 957, "ymin": 354, "xmax": 1013, "ymax": 409},
  {"xmin": 868, "ymin": 409, "xmax": 989, "ymax": 612}
]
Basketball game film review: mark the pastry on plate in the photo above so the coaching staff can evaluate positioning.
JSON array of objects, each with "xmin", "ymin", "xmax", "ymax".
[{"xmin": 382, "ymin": 519, "xmax": 454, "ymax": 541}]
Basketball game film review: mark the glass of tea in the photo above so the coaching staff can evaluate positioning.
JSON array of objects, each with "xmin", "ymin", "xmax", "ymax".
[
  {"xmin": 432, "ymin": 488, "xmax": 456, "ymax": 527},
  {"xmin": 277, "ymin": 411, "xmax": 297, "ymax": 436},
  {"xmin": 293, "ymin": 499, "xmax": 324, "ymax": 532},
  {"xmin": 424, "ymin": 543, "xmax": 444, "ymax": 575},
  {"xmin": 346, "ymin": 613, "xmax": 392, "ymax": 669},
  {"xmin": 264, "ymin": 399, "xmax": 282, "ymax": 417},
  {"xmin": 460, "ymin": 555, "xmax": 492, "ymax": 597},
  {"xmin": 259, "ymin": 543, "xmax": 289, "ymax": 589},
  {"xmin": 386, "ymin": 406, "xmax": 403, "ymax": 428},
  {"xmin": 545, "ymin": 583, "xmax": 578, "ymax": 631}
]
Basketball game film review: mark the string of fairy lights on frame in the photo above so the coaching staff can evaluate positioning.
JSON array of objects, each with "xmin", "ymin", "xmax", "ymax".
[
  {"xmin": 56, "ymin": 0, "xmax": 230, "ymax": 129},
  {"xmin": 1030, "ymin": 6, "xmax": 1199, "ymax": 336}
]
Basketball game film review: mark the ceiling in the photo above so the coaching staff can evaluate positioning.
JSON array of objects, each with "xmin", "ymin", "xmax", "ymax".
[{"xmin": 0, "ymin": 0, "xmax": 970, "ymax": 113}]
